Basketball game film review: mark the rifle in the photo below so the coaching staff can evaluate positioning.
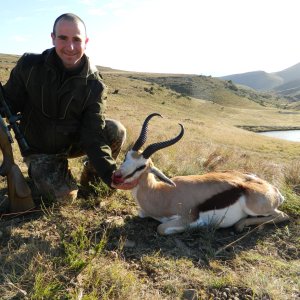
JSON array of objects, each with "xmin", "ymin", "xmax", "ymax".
[{"xmin": 0, "ymin": 82, "xmax": 35, "ymax": 212}]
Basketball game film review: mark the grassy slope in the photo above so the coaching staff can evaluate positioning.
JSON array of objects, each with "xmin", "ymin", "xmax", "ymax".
[
  {"xmin": 0, "ymin": 55, "xmax": 299, "ymax": 299},
  {"xmin": 104, "ymin": 72, "xmax": 300, "ymax": 162}
]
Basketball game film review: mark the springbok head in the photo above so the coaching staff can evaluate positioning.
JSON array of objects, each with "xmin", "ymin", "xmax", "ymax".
[{"xmin": 112, "ymin": 113, "xmax": 184, "ymax": 190}]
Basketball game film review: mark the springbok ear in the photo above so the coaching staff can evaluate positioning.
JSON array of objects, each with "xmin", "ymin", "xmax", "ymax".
[{"xmin": 150, "ymin": 166, "xmax": 176, "ymax": 187}]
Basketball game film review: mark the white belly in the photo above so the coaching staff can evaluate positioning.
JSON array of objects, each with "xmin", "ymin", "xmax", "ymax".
[{"xmin": 190, "ymin": 197, "xmax": 248, "ymax": 229}]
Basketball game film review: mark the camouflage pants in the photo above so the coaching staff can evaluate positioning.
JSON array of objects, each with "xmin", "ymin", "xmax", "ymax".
[{"xmin": 24, "ymin": 119, "xmax": 126, "ymax": 202}]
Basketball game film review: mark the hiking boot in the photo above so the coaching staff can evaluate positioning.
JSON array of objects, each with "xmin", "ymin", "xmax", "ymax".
[
  {"xmin": 24, "ymin": 154, "xmax": 78, "ymax": 203},
  {"xmin": 79, "ymin": 160, "xmax": 104, "ymax": 198},
  {"xmin": 79, "ymin": 160, "xmax": 100, "ymax": 188}
]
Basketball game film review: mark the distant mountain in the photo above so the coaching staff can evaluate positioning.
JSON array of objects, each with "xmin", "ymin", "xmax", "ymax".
[
  {"xmin": 275, "ymin": 62, "xmax": 300, "ymax": 83},
  {"xmin": 219, "ymin": 62, "xmax": 300, "ymax": 101},
  {"xmin": 220, "ymin": 71, "xmax": 283, "ymax": 91}
]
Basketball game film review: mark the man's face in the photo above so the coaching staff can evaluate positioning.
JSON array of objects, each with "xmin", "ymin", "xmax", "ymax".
[{"xmin": 51, "ymin": 19, "xmax": 89, "ymax": 69}]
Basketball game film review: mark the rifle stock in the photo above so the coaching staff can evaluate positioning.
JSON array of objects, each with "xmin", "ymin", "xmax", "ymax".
[
  {"xmin": 0, "ymin": 118, "xmax": 14, "ymax": 176},
  {"xmin": 0, "ymin": 91, "xmax": 35, "ymax": 213}
]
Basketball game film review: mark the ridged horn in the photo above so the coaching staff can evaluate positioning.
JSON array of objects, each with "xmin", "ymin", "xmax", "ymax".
[
  {"xmin": 142, "ymin": 123, "xmax": 184, "ymax": 159},
  {"xmin": 132, "ymin": 113, "xmax": 162, "ymax": 152}
]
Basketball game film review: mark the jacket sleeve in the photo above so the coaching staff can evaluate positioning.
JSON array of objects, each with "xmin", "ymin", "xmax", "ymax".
[
  {"xmin": 3, "ymin": 54, "xmax": 29, "ymax": 114},
  {"xmin": 80, "ymin": 79, "xmax": 116, "ymax": 187}
]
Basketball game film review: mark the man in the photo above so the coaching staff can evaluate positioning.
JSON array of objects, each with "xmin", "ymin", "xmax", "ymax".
[{"xmin": 3, "ymin": 13, "xmax": 126, "ymax": 204}]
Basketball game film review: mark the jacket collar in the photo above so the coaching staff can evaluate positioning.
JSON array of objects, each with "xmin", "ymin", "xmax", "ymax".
[{"xmin": 43, "ymin": 48, "xmax": 100, "ymax": 83}]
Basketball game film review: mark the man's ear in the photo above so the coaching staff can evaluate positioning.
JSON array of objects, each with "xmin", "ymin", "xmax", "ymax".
[
  {"xmin": 51, "ymin": 32, "xmax": 55, "ymax": 46},
  {"xmin": 84, "ymin": 37, "xmax": 89, "ymax": 49}
]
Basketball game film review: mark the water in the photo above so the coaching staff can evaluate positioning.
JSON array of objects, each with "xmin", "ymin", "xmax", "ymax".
[{"xmin": 258, "ymin": 130, "xmax": 300, "ymax": 142}]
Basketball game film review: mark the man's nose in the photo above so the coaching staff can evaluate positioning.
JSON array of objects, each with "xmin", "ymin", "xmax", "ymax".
[{"xmin": 66, "ymin": 41, "xmax": 74, "ymax": 50}]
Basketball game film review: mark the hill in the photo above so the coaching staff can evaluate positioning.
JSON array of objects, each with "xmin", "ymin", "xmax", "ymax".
[
  {"xmin": 220, "ymin": 62, "xmax": 300, "ymax": 102},
  {"xmin": 220, "ymin": 70, "xmax": 283, "ymax": 91},
  {"xmin": 109, "ymin": 72, "xmax": 288, "ymax": 109},
  {"xmin": 0, "ymin": 53, "xmax": 299, "ymax": 300},
  {"xmin": 276, "ymin": 62, "xmax": 300, "ymax": 83}
]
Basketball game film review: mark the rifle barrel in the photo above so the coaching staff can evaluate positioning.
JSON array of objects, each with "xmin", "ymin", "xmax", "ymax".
[{"xmin": 0, "ymin": 82, "xmax": 30, "ymax": 155}]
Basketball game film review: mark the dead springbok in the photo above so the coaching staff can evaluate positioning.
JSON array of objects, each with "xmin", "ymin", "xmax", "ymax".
[{"xmin": 112, "ymin": 113, "xmax": 289, "ymax": 235}]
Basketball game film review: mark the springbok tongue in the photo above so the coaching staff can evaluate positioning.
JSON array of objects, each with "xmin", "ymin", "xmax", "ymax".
[
  {"xmin": 120, "ymin": 180, "xmax": 138, "ymax": 190},
  {"xmin": 112, "ymin": 175, "xmax": 124, "ymax": 184}
]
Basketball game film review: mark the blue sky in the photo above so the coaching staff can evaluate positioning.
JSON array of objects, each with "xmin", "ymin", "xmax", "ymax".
[{"xmin": 1, "ymin": 0, "xmax": 300, "ymax": 76}]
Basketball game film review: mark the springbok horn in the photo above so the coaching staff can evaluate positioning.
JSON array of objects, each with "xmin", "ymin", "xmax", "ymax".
[
  {"xmin": 132, "ymin": 113, "xmax": 162, "ymax": 152},
  {"xmin": 142, "ymin": 124, "xmax": 184, "ymax": 159}
]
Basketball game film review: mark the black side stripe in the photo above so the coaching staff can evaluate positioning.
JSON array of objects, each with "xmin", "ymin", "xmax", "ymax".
[
  {"xmin": 197, "ymin": 186, "xmax": 245, "ymax": 212},
  {"xmin": 124, "ymin": 165, "xmax": 146, "ymax": 179}
]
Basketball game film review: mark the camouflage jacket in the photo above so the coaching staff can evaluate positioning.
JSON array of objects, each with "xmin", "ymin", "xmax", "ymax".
[{"xmin": 3, "ymin": 48, "xmax": 116, "ymax": 185}]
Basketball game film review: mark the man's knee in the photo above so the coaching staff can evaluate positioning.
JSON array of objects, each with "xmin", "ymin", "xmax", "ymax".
[
  {"xmin": 105, "ymin": 119, "xmax": 126, "ymax": 140},
  {"xmin": 105, "ymin": 119, "xmax": 126, "ymax": 159}
]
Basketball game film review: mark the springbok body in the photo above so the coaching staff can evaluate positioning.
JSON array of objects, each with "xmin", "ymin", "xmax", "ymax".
[{"xmin": 112, "ymin": 113, "xmax": 289, "ymax": 235}]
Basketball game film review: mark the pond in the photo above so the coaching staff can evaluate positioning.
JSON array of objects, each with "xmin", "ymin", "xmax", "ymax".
[{"xmin": 258, "ymin": 130, "xmax": 300, "ymax": 142}]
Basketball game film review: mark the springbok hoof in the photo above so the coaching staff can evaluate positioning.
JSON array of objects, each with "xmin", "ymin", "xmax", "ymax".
[{"xmin": 234, "ymin": 222, "xmax": 245, "ymax": 233}]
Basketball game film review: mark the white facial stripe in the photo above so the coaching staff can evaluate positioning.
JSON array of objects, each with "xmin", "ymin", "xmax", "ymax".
[{"xmin": 120, "ymin": 150, "xmax": 148, "ymax": 182}]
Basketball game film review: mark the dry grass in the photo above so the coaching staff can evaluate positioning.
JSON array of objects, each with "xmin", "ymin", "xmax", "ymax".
[{"xmin": 0, "ymin": 54, "xmax": 300, "ymax": 299}]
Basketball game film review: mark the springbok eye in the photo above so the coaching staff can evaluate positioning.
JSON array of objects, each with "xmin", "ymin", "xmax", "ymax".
[{"xmin": 125, "ymin": 164, "xmax": 146, "ymax": 179}]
